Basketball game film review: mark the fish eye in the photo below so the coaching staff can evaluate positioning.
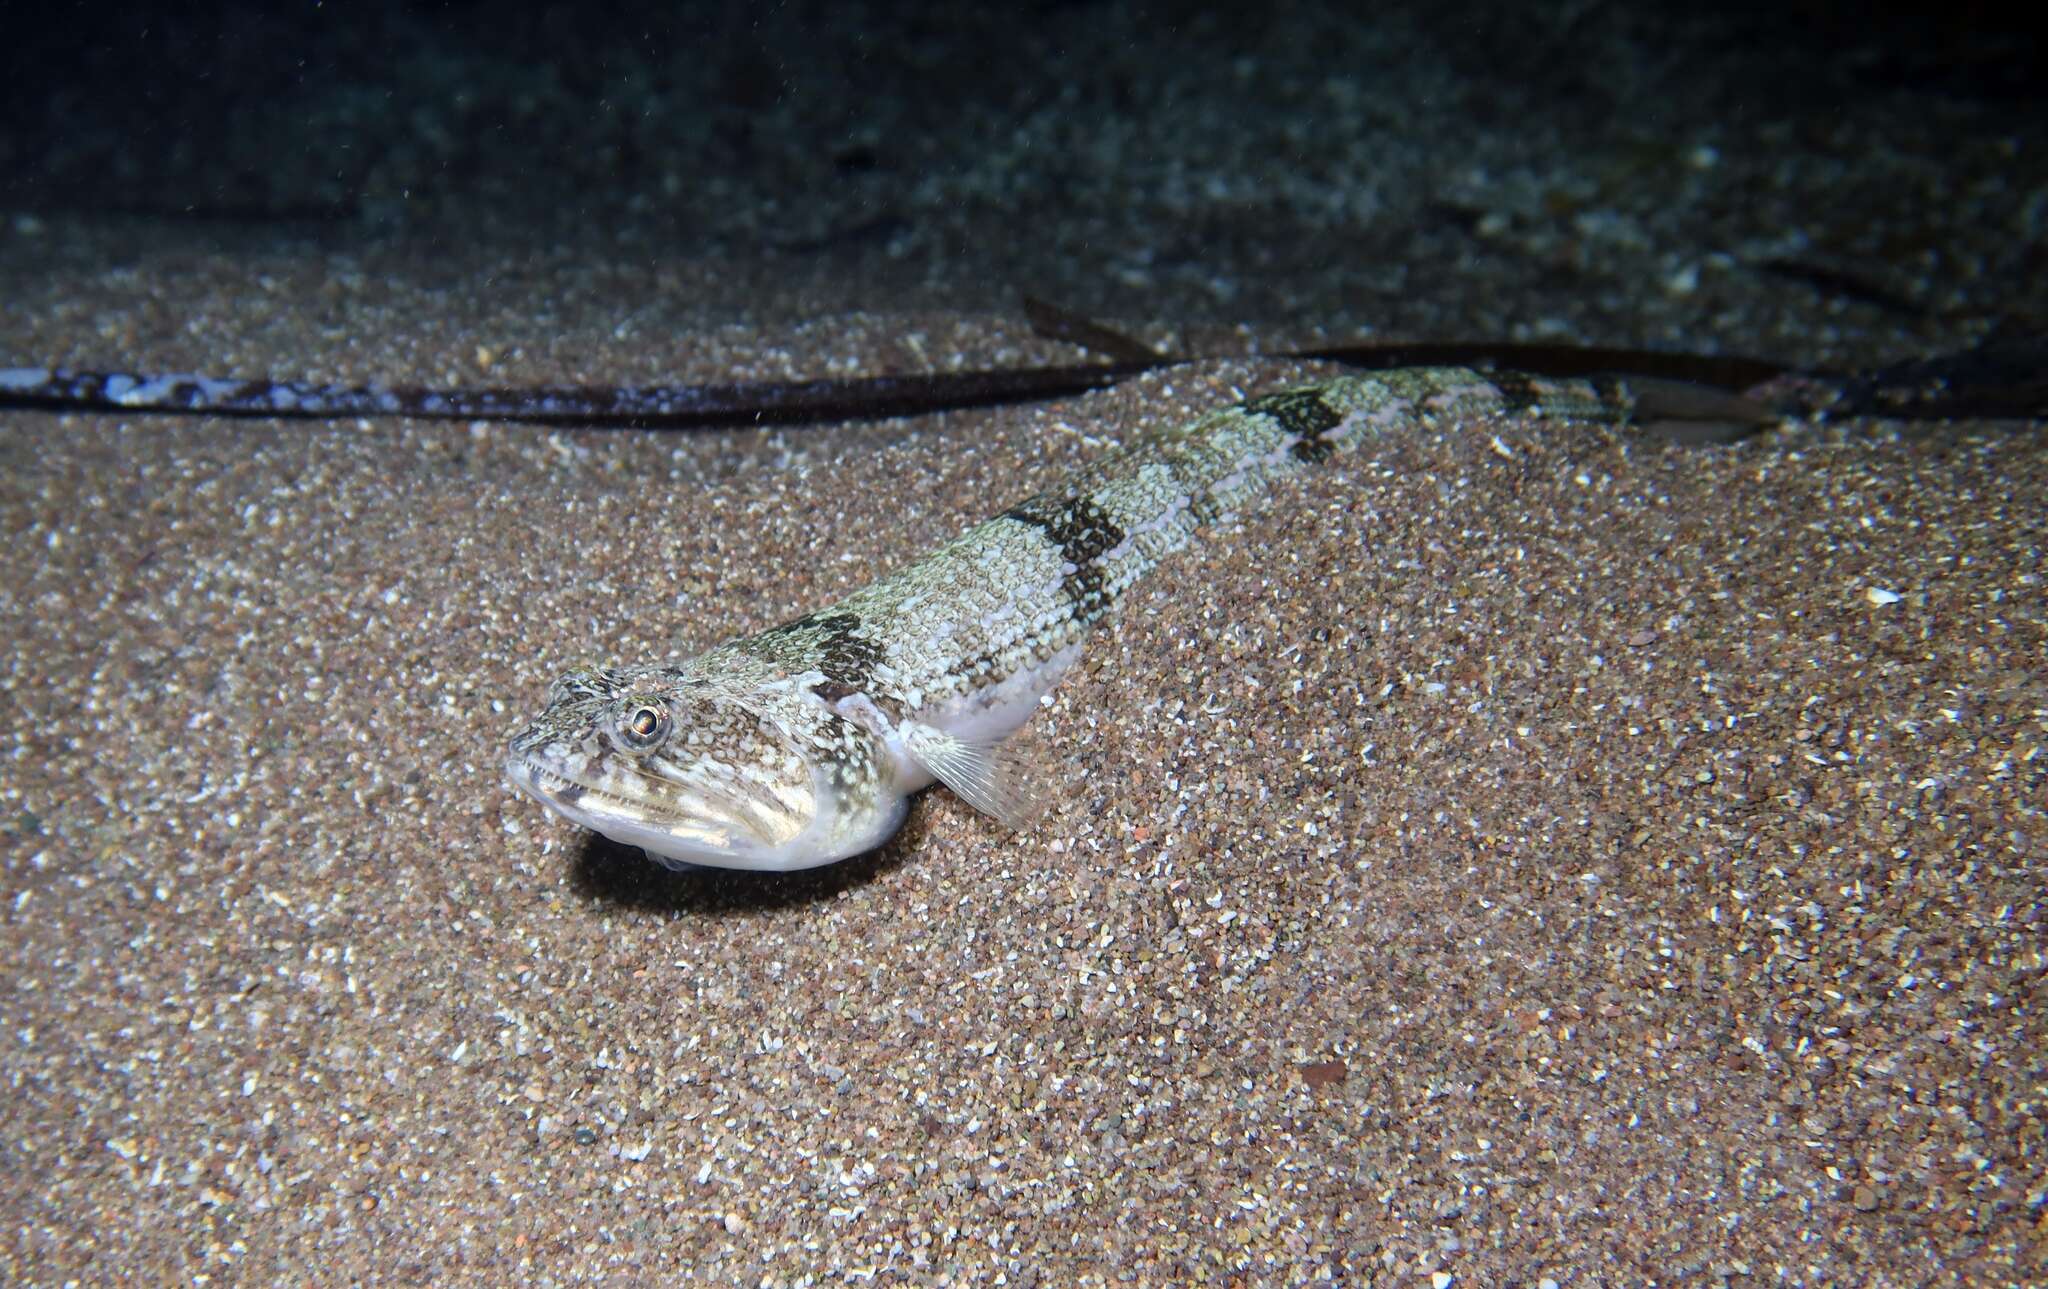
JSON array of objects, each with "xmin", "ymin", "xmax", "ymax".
[{"xmin": 609, "ymin": 697, "xmax": 673, "ymax": 754}]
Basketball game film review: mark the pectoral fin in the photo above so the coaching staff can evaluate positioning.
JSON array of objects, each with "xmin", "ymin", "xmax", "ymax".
[{"xmin": 900, "ymin": 721, "xmax": 1045, "ymax": 829}]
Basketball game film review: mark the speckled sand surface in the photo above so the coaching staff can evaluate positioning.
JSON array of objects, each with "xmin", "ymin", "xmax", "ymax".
[
  {"xmin": 2, "ymin": 312, "xmax": 2043, "ymax": 1282},
  {"xmin": 4, "ymin": 2, "xmax": 2048, "ymax": 1284}
]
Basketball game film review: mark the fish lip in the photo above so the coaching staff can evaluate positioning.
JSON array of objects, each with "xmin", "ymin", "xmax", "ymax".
[
  {"xmin": 503, "ymin": 751, "xmax": 655, "ymax": 822},
  {"xmin": 503, "ymin": 747, "xmax": 849, "ymax": 872},
  {"xmin": 503, "ymin": 748, "xmax": 764, "ymax": 860}
]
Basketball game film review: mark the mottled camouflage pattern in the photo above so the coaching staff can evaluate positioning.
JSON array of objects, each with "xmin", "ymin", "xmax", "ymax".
[{"xmin": 505, "ymin": 368, "xmax": 1638, "ymax": 871}]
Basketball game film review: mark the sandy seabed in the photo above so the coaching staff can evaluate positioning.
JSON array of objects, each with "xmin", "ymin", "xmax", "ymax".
[
  {"xmin": 1, "ymin": 291, "xmax": 2041, "ymax": 1283},
  {"xmin": 3, "ymin": 4, "xmax": 2045, "ymax": 1274}
]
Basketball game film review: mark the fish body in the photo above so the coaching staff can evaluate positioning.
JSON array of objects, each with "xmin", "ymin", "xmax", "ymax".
[{"xmin": 505, "ymin": 368, "xmax": 1645, "ymax": 871}]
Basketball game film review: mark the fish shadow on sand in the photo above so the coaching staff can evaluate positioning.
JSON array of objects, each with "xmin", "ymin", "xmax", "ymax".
[{"xmin": 566, "ymin": 826, "xmax": 920, "ymax": 917}]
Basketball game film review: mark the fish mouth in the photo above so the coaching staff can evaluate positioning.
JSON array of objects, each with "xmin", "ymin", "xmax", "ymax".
[
  {"xmin": 502, "ymin": 749, "xmax": 818, "ymax": 871},
  {"xmin": 503, "ymin": 752, "xmax": 658, "ymax": 823},
  {"xmin": 503, "ymin": 751, "xmax": 725, "ymax": 845}
]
